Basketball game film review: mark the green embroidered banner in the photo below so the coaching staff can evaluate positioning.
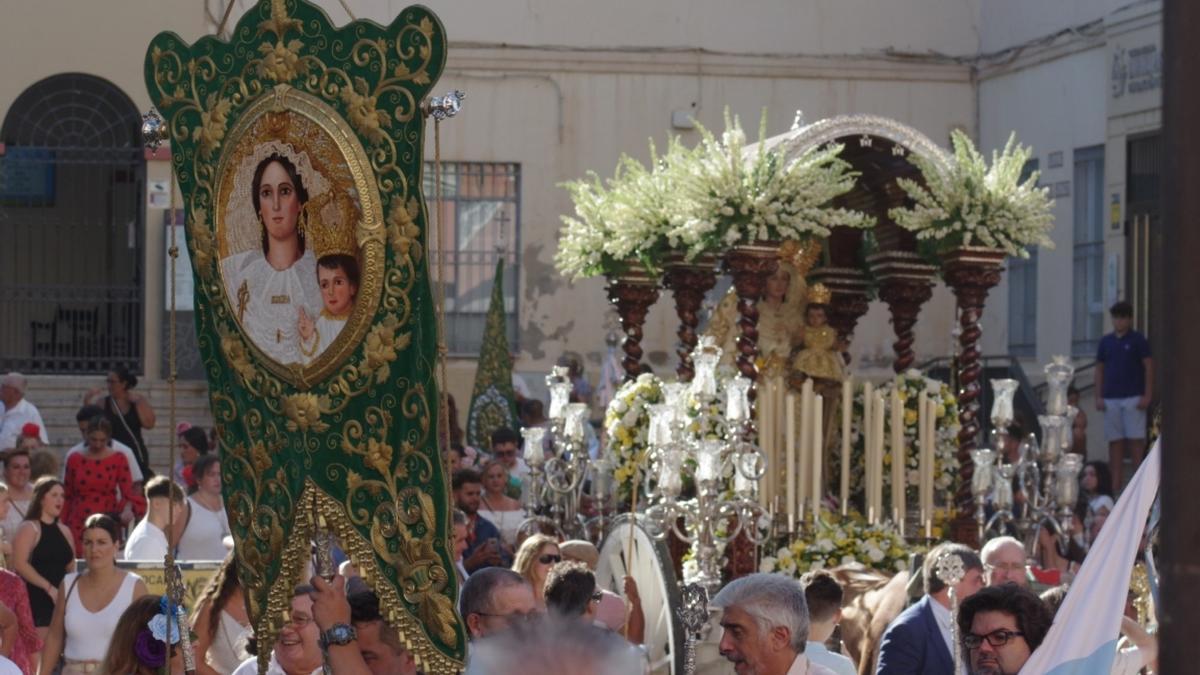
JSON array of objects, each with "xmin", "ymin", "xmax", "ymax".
[
  {"xmin": 466, "ymin": 259, "xmax": 518, "ymax": 450},
  {"xmin": 144, "ymin": 1, "xmax": 464, "ymax": 670}
]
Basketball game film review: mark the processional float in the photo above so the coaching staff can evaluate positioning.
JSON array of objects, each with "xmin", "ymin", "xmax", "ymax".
[{"xmin": 144, "ymin": 0, "xmax": 466, "ymax": 671}]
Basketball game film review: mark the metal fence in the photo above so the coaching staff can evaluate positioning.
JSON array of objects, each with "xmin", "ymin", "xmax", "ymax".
[
  {"xmin": 422, "ymin": 161, "xmax": 520, "ymax": 356},
  {"xmin": 0, "ymin": 73, "xmax": 145, "ymax": 375}
]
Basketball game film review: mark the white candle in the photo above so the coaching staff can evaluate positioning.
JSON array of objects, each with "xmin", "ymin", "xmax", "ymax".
[
  {"xmin": 811, "ymin": 394, "xmax": 823, "ymax": 521},
  {"xmin": 891, "ymin": 387, "xmax": 905, "ymax": 526},
  {"xmin": 924, "ymin": 397, "xmax": 937, "ymax": 534},
  {"xmin": 758, "ymin": 380, "xmax": 772, "ymax": 508},
  {"xmin": 840, "ymin": 378, "xmax": 852, "ymax": 516},
  {"xmin": 785, "ymin": 392, "xmax": 797, "ymax": 524},
  {"xmin": 798, "ymin": 380, "xmax": 814, "ymax": 523},
  {"xmin": 917, "ymin": 390, "xmax": 929, "ymax": 530},
  {"xmin": 873, "ymin": 391, "xmax": 886, "ymax": 526},
  {"xmin": 868, "ymin": 381, "xmax": 878, "ymax": 523}
]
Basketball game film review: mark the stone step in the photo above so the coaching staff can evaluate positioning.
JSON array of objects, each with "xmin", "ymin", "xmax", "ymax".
[{"xmin": 18, "ymin": 375, "xmax": 215, "ymax": 476}]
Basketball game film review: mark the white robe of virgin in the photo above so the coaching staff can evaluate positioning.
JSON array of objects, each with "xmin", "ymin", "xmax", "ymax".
[{"xmin": 221, "ymin": 248, "xmax": 322, "ymax": 365}]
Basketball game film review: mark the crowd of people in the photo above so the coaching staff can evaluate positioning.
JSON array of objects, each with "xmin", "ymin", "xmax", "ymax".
[
  {"xmin": 0, "ymin": 300, "xmax": 1154, "ymax": 674},
  {"xmin": 0, "ymin": 369, "xmax": 236, "ymax": 673}
]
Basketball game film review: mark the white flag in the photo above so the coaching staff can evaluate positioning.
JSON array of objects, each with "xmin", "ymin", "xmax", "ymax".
[{"xmin": 1018, "ymin": 439, "xmax": 1160, "ymax": 674}]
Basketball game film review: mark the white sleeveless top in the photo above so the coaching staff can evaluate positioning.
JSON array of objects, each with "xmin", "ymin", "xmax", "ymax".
[
  {"xmin": 476, "ymin": 507, "xmax": 527, "ymax": 547},
  {"xmin": 177, "ymin": 496, "xmax": 231, "ymax": 561},
  {"xmin": 63, "ymin": 571, "xmax": 141, "ymax": 661},
  {"xmin": 207, "ymin": 609, "xmax": 251, "ymax": 674}
]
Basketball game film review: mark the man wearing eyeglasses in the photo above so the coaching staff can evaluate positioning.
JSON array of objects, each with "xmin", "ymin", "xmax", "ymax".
[
  {"xmin": 957, "ymin": 584, "xmax": 1053, "ymax": 675},
  {"xmin": 980, "ymin": 537, "xmax": 1029, "ymax": 589},
  {"xmin": 459, "ymin": 567, "xmax": 538, "ymax": 640},
  {"xmin": 232, "ymin": 586, "xmax": 326, "ymax": 675}
]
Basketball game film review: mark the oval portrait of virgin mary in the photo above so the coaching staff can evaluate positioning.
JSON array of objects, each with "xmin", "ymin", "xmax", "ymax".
[{"xmin": 215, "ymin": 88, "xmax": 383, "ymax": 380}]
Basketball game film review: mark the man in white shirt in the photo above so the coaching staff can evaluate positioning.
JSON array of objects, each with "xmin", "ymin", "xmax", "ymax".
[
  {"xmin": 233, "ymin": 586, "xmax": 325, "ymax": 675},
  {"xmin": 0, "ymin": 373, "xmax": 48, "ymax": 450},
  {"xmin": 64, "ymin": 405, "xmax": 144, "ymax": 483},
  {"xmin": 800, "ymin": 570, "xmax": 857, "ymax": 675},
  {"xmin": 711, "ymin": 573, "xmax": 837, "ymax": 675},
  {"xmin": 124, "ymin": 476, "xmax": 185, "ymax": 560}
]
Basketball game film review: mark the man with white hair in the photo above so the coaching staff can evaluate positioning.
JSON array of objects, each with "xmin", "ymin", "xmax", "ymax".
[
  {"xmin": 0, "ymin": 373, "xmax": 47, "ymax": 450},
  {"xmin": 711, "ymin": 573, "xmax": 837, "ymax": 675},
  {"xmin": 980, "ymin": 536, "xmax": 1029, "ymax": 588}
]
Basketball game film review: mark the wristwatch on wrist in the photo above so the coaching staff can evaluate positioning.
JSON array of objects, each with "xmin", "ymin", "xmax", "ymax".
[{"xmin": 319, "ymin": 623, "xmax": 357, "ymax": 648}]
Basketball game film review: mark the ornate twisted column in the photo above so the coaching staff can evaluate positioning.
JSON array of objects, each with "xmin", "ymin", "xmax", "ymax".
[
  {"xmin": 722, "ymin": 243, "xmax": 780, "ymax": 406},
  {"xmin": 661, "ymin": 255, "xmax": 719, "ymax": 382},
  {"xmin": 868, "ymin": 252, "xmax": 938, "ymax": 373},
  {"xmin": 810, "ymin": 267, "xmax": 871, "ymax": 344},
  {"xmin": 606, "ymin": 268, "xmax": 660, "ymax": 382},
  {"xmin": 941, "ymin": 247, "xmax": 1005, "ymax": 544}
]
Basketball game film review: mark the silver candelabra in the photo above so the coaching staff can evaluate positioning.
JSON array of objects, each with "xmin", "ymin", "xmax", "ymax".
[
  {"xmin": 641, "ymin": 338, "xmax": 769, "ymax": 594},
  {"xmin": 974, "ymin": 357, "xmax": 1083, "ymax": 548}
]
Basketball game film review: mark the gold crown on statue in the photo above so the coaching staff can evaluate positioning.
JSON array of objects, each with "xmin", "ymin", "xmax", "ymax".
[
  {"xmin": 304, "ymin": 191, "xmax": 360, "ymax": 258},
  {"xmin": 778, "ymin": 239, "xmax": 822, "ymax": 276},
  {"xmin": 807, "ymin": 282, "xmax": 832, "ymax": 305}
]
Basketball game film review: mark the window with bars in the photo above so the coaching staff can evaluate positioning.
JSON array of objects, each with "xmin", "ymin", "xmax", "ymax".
[
  {"xmin": 422, "ymin": 161, "xmax": 520, "ymax": 356},
  {"xmin": 1007, "ymin": 159, "xmax": 1039, "ymax": 357},
  {"xmin": 1073, "ymin": 146, "xmax": 1105, "ymax": 356}
]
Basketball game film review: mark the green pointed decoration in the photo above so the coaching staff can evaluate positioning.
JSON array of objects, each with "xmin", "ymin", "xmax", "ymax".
[
  {"xmin": 144, "ymin": 0, "xmax": 464, "ymax": 670},
  {"xmin": 466, "ymin": 259, "xmax": 519, "ymax": 450}
]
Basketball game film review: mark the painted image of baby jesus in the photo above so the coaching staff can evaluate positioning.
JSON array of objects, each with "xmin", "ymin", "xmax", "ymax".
[
  {"xmin": 295, "ymin": 190, "xmax": 362, "ymax": 364},
  {"xmin": 298, "ymin": 254, "xmax": 359, "ymax": 361}
]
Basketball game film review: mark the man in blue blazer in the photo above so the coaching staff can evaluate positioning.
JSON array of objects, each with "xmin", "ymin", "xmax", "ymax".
[{"xmin": 875, "ymin": 543, "xmax": 985, "ymax": 675}]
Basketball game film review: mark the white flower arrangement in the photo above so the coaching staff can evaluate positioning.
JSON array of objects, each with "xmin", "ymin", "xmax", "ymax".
[
  {"xmin": 759, "ymin": 516, "xmax": 920, "ymax": 576},
  {"xmin": 554, "ymin": 171, "xmax": 618, "ymax": 281},
  {"xmin": 889, "ymin": 129, "xmax": 1055, "ymax": 259},
  {"xmin": 832, "ymin": 370, "xmax": 961, "ymax": 507},
  {"xmin": 603, "ymin": 373, "xmax": 664, "ymax": 499},
  {"xmin": 555, "ymin": 138, "xmax": 693, "ymax": 280},
  {"xmin": 666, "ymin": 109, "xmax": 874, "ymax": 259}
]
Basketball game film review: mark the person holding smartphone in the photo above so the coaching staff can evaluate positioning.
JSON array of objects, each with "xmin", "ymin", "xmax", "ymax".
[{"xmin": 453, "ymin": 469, "xmax": 513, "ymax": 573}]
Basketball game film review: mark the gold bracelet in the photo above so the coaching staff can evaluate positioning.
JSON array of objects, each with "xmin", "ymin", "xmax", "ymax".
[{"xmin": 300, "ymin": 326, "xmax": 320, "ymax": 358}]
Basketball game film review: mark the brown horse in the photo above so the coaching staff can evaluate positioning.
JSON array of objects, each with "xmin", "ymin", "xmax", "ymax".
[{"xmin": 831, "ymin": 564, "xmax": 912, "ymax": 675}]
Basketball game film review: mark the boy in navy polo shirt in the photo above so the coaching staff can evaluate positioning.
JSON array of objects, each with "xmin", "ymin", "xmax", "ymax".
[{"xmin": 1094, "ymin": 301, "xmax": 1153, "ymax": 490}]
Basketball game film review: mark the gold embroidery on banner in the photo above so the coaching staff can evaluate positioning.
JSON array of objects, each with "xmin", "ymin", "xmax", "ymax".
[
  {"xmin": 147, "ymin": 1, "xmax": 461, "ymax": 668},
  {"xmin": 237, "ymin": 280, "xmax": 250, "ymax": 322},
  {"xmin": 270, "ymin": 294, "xmax": 290, "ymax": 304}
]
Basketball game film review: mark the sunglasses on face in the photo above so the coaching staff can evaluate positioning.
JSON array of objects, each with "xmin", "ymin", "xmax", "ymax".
[
  {"xmin": 964, "ymin": 629, "xmax": 1024, "ymax": 650},
  {"xmin": 537, "ymin": 554, "xmax": 562, "ymax": 565}
]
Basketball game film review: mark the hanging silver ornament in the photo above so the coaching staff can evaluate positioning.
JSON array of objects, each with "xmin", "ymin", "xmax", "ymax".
[{"xmin": 141, "ymin": 110, "xmax": 169, "ymax": 152}]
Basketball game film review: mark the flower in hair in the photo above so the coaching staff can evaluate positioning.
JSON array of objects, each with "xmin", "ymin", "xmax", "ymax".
[
  {"xmin": 148, "ymin": 596, "xmax": 184, "ymax": 644},
  {"xmin": 134, "ymin": 628, "xmax": 167, "ymax": 668}
]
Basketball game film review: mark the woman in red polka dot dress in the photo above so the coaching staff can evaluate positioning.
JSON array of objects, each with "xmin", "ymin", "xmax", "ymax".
[{"xmin": 62, "ymin": 417, "xmax": 145, "ymax": 551}]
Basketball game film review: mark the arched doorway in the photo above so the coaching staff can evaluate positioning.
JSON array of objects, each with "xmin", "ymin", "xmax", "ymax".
[{"xmin": 0, "ymin": 73, "xmax": 145, "ymax": 373}]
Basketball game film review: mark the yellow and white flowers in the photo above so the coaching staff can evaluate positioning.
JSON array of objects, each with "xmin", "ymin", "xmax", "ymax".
[
  {"xmin": 889, "ymin": 129, "xmax": 1055, "ymax": 259},
  {"xmin": 760, "ymin": 516, "xmax": 919, "ymax": 575},
  {"xmin": 603, "ymin": 373, "xmax": 664, "ymax": 498},
  {"xmin": 833, "ymin": 370, "xmax": 961, "ymax": 506}
]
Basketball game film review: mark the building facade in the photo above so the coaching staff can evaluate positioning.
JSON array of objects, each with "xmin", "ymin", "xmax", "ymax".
[{"xmin": 0, "ymin": 0, "xmax": 1152, "ymax": 459}]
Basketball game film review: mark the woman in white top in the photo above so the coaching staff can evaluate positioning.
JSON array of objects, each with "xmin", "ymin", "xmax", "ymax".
[
  {"xmin": 476, "ymin": 459, "xmax": 527, "ymax": 547},
  {"xmin": 0, "ymin": 451, "xmax": 32, "ymax": 563},
  {"xmin": 191, "ymin": 555, "xmax": 251, "ymax": 675},
  {"xmin": 41, "ymin": 513, "xmax": 147, "ymax": 674},
  {"xmin": 178, "ymin": 455, "xmax": 232, "ymax": 561}
]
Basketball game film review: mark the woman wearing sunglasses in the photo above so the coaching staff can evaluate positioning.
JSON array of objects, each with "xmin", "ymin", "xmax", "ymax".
[{"xmin": 512, "ymin": 534, "xmax": 560, "ymax": 610}]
